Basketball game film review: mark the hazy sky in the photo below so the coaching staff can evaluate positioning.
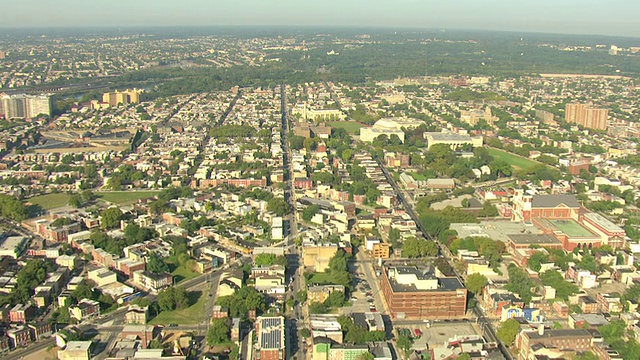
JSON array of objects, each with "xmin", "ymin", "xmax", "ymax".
[{"xmin": 5, "ymin": 0, "xmax": 640, "ymax": 38}]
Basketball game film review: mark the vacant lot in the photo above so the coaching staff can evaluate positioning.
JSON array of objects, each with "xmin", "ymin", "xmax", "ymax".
[
  {"xmin": 170, "ymin": 262, "xmax": 200, "ymax": 284},
  {"xmin": 486, "ymin": 147, "xmax": 538, "ymax": 171},
  {"xmin": 98, "ymin": 191, "xmax": 159, "ymax": 204},
  {"xmin": 149, "ymin": 290, "xmax": 206, "ymax": 325},
  {"xmin": 329, "ymin": 121, "xmax": 364, "ymax": 134},
  {"xmin": 28, "ymin": 193, "xmax": 70, "ymax": 209}
]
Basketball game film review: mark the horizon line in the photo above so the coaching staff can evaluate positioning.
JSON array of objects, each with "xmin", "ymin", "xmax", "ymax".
[{"xmin": 0, "ymin": 25, "xmax": 638, "ymax": 40}]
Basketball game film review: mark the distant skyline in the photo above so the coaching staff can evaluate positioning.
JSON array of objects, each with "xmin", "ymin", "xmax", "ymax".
[{"xmin": 5, "ymin": 0, "xmax": 640, "ymax": 38}]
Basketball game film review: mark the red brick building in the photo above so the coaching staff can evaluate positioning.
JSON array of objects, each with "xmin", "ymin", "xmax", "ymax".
[
  {"xmin": 212, "ymin": 305, "xmax": 228, "ymax": 319},
  {"xmin": 380, "ymin": 266, "xmax": 467, "ymax": 320},
  {"xmin": 6, "ymin": 326, "xmax": 30, "ymax": 348},
  {"xmin": 293, "ymin": 177, "xmax": 313, "ymax": 190},
  {"xmin": 511, "ymin": 192, "xmax": 582, "ymax": 222},
  {"xmin": 516, "ymin": 329, "xmax": 593, "ymax": 360},
  {"xmin": 568, "ymin": 160, "xmax": 591, "ymax": 175},
  {"xmin": 9, "ymin": 304, "xmax": 34, "ymax": 324}
]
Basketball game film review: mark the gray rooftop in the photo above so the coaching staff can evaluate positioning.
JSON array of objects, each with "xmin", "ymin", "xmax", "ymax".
[
  {"xmin": 525, "ymin": 329, "xmax": 592, "ymax": 340},
  {"xmin": 508, "ymin": 234, "xmax": 562, "ymax": 245},
  {"xmin": 531, "ymin": 194, "xmax": 580, "ymax": 208},
  {"xmin": 582, "ymin": 212, "xmax": 624, "ymax": 233}
]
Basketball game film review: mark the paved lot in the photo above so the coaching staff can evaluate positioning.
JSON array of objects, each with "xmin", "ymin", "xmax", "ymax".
[
  {"xmin": 402, "ymin": 322, "xmax": 479, "ymax": 351},
  {"xmin": 341, "ymin": 257, "xmax": 385, "ymax": 315}
]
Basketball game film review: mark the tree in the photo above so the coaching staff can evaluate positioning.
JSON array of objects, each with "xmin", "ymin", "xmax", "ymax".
[
  {"xmin": 578, "ymin": 253, "xmax": 598, "ymax": 273},
  {"xmin": 396, "ymin": 335, "xmax": 413, "ymax": 356},
  {"xmin": 505, "ymin": 265, "xmax": 536, "ymax": 303},
  {"xmin": 323, "ymin": 291, "xmax": 346, "ymax": 308},
  {"xmin": 302, "ymin": 204, "xmax": 319, "ymax": 222},
  {"xmin": 489, "ymin": 160, "xmax": 513, "ymax": 177},
  {"xmin": 496, "ymin": 319, "xmax": 520, "ymax": 346},
  {"xmin": 296, "ymin": 290, "xmax": 307, "ymax": 303},
  {"xmin": 299, "ymin": 328, "xmax": 311, "ymax": 339},
  {"xmin": 401, "ymin": 238, "xmax": 438, "ymax": 258},
  {"xmin": 539, "ymin": 270, "xmax": 579, "ymax": 300},
  {"xmin": 356, "ymin": 353, "xmax": 374, "ymax": 360},
  {"xmin": 465, "ymin": 273, "xmax": 488, "ymax": 295},
  {"xmin": 100, "ymin": 207, "xmax": 123, "ymax": 229},
  {"xmin": 216, "ymin": 287, "xmax": 266, "ymax": 318},
  {"xmin": 527, "ymin": 251, "xmax": 549, "ymax": 272},
  {"xmin": 207, "ymin": 318, "xmax": 230, "ymax": 345},
  {"xmin": 341, "ymin": 149, "xmax": 353, "ymax": 163},
  {"xmin": 0, "ymin": 195, "xmax": 28, "ymax": 221},
  {"xmin": 328, "ymin": 250, "xmax": 349, "ymax": 272},
  {"xmin": 157, "ymin": 287, "xmax": 189, "ymax": 312},
  {"xmin": 266, "ymin": 197, "xmax": 290, "ymax": 216},
  {"xmin": 147, "ymin": 253, "xmax": 170, "ymax": 274},
  {"xmin": 69, "ymin": 194, "xmax": 85, "ymax": 208},
  {"xmin": 254, "ymin": 253, "xmax": 276, "ymax": 266},
  {"xmin": 309, "ymin": 302, "xmax": 329, "ymax": 314}
]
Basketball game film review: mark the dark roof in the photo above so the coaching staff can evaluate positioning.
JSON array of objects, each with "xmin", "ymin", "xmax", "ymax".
[
  {"xmin": 532, "ymin": 195, "xmax": 580, "ymax": 208},
  {"xmin": 491, "ymin": 293, "xmax": 521, "ymax": 302},
  {"xmin": 259, "ymin": 317, "xmax": 283, "ymax": 349},
  {"xmin": 439, "ymin": 277, "xmax": 465, "ymax": 291},
  {"xmin": 141, "ymin": 271, "xmax": 171, "ymax": 281},
  {"xmin": 525, "ymin": 329, "xmax": 592, "ymax": 340},
  {"xmin": 508, "ymin": 234, "xmax": 561, "ymax": 245},
  {"xmin": 351, "ymin": 313, "xmax": 368, "ymax": 329},
  {"xmin": 312, "ymin": 336, "xmax": 335, "ymax": 345}
]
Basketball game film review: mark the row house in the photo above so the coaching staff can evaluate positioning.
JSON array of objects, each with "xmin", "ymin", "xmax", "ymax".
[
  {"xmin": 597, "ymin": 293, "xmax": 624, "ymax": 313},
  {"xmin": 132, "ymin": 271, "xmax": 173, "ymax": 293}
]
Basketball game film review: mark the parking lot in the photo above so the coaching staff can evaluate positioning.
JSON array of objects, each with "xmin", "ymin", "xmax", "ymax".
[
  {"xmin": 339, "ymin": 252, "xmax": 390, "ymax": 316},
  {"xmin": 340, "ymin": 263, "xmax": 381, "ymax": 315}
]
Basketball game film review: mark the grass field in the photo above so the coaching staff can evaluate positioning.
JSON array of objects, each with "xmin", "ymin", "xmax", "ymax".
[
  {"xmin": 486, "ymin": 147, "xmax": 538, "ymax": 170},
  {"xmin": 98, "ymin": 191, "xmax": 159, "ymax": 204},
  {"xmin": 149, "ymin": 290, "xmax": 206, "ymax": 325},
  {"xmin": 407, "ymin": 172, "xmax": 428, "ymax": 181},
  {"xmin": 550, "ymin": 219, "xmax": 595, "ymax": 237},
  {"xmin": 307, "ymin": 272, "xmax": 337, "ymax": 285},
  {"xmin": 329, "ymin": 121, "xmax": 364, "ymax": 134},
  {"xmin": 28, "ymin": 193, "xmax": 70, "ymax": 209},
  {"xmin": 171, "ymin": 263, "xmax": 199, "ymax": 284}
]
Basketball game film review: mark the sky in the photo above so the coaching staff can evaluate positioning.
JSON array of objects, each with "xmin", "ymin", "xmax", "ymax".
[{"xmin": 4, "ymin": 0, "xmax": 640, "ymax": 38}]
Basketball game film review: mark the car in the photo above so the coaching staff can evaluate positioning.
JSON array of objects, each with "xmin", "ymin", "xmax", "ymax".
[
  {"xmin": 367, "ymin": 299, "xmax": 374, "ymax": 303},
  {"xmin": 369, "ymin": 307, "xmax": 377, "ymax": 312},
  {"xmin": 414, "ymin": 329, "xmax": 422, "ymax": 337},
  {"xmin": 168, "ymin": 323, "xmax": 178, "ymax": 327}
]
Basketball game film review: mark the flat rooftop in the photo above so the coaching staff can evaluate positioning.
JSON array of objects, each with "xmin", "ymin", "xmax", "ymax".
[
  {"xmin": 508, "ymin": 234, "xmax": 562, "ymax": 246},
  {"xmin": 259, "ymin": 317, "xmax": 284, "ymax": 349},
  {"xmin": 450, "ymin": 221, "xmax": 543, "ymax": 243},
  {"xmin": 0, "ymin": 236, "xmax": 26, "ymax": 251},
  {"xmin": 582, "ymin": 212, "xmax": 624, "ymax": 233}
]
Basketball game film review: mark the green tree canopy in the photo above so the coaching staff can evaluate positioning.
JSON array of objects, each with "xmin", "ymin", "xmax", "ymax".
[
  {"xmin": 465, "ymin": 273, "xmax": 488, "ymax": 295},
  {"xmin": 496, "ymin": 319, "xmax": 520, "ymax": 346},
  {"xmin": 266, "ymin": 197, "xmax": 290, "ymax": 216},
  {"xmin": 401, "ymin": 237, "xmax": 438, "ymax": 258},
  {"xmin": 207, "ymin": 318, "xmax": 231, "ymax": 345},
  {"xmin": 100, "ymin": 207, "xmax": 123, "ymax": 229}
]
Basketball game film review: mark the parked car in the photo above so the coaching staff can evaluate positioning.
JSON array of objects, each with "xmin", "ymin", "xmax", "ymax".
[{"xmin": 414, "ymin": 329, "xmax": 422, "ymax": 337}]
